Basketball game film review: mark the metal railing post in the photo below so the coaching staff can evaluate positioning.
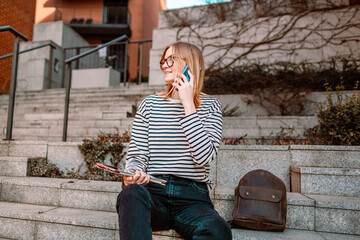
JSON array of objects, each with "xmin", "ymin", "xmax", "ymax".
[
  {"xmin": 124, "ymin": 41, "xmax": 128, "ymax": 85},
  {"xmin": 61, "ymin": 34, "xmax": 128, "ymax": 141},
  {"xmin": 75, "ymin": 47, "xmax": 80, "ymax": 69},
  {"xmin": 61, "ymin": 48, "xmax": 66, "ymax": 88},
  {"xmin": 5, "ymin": 36, "xmax": 20, "ymax": 140},
  {"xmin": 138, "ymin": 43, "xmax": 143, "ymax": 85},
  {"xmin": 62, "ymin": 62, "xmax": 72, "ymax": 142}
]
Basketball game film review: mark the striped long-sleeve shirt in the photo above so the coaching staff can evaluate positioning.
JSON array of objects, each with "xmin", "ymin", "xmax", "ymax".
[{"xmin": 124, "ymin": 94, "xmax": 223, "ymax": 184}]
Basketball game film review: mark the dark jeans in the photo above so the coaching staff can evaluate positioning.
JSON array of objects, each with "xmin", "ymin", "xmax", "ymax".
[{"xmin": 116, "ymin": 175, "xmax": 232, "ymax": 240}]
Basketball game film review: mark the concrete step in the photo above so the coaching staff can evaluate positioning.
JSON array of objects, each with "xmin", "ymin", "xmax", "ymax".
[
  {"xmin": 2, "ymin": 126, "xmax": 306, "ymax": 142},
  {"xmin": 0, "ymin": 177, "xmax": 121, "ymax": 212},
  {"xmin": 0, "ymin": 115, "xmax": 316, "ymax": 142},
  {"xmin": 20, "ymin": 111, "xmax": 130, "ymax": 121},
  {"xmin": 230, "ymin": 229, "xmax": 360, "ymax": 240},
  {"xmin": 0, "ymin": 141, "xmax": 48, "ymax": 158},
  {"xmin": 216, "ymin": 145, "xmax": 360, "ymax": 192},
  {"xmin": 0, "ymin": 195, "xmax": 359, "ymax": 239},
  {"xmin": 0, "ymin": 104, "xmax": 135, "ymax": 117},
  {"xmin": 223, "ymin": 116, "xmax": 318, "ymax": 128},
  {"xmin": 0, "ymin": 142, "xmax": 8, "ymax": 156},
  {"xmin": 9, "ymin": 84, "xmax": 164, "ymax": 98},
  {"xmin": 1, "ymin": 111, "xmax": 130, "ymax": 123},
  {"xmin": 1, "ymin": 142, "xmax": 358, "ymax": 190},
  {"xmin": 222, "ymin": 126, "xmax": 309, "ymax": 138},
  {"xmin": 222, "ymin": 116, "xmax": 317, "ymax": 139},
  {"xmin": 0, "ymin": 133, "xmax": 82, "ymax": 142},
  {"xmin": 1, "ymin": 176, "xmax": 359, "ymax": 236},
  {"xmin": 3, "ymin": 126, "xmax": 130, "ymax": 139},
  {"xmin": 0, "ymin": 157, "xmax": 28, "ymax": 177},
  {"xmin": 0, "ymin": 201, "xmax": 119, "ymax": 240},
  {"xmin": 2, "ymin": 116, "xmax": 315, "ymax": 129},
  {"xmin": 12, "ymin": 96, "xmax": 133, "ymax": 105},
  {"xmin": 297, "ymin": 167, "xmax": 360, "ymax": 197},
  {"xmin": 2, "ymin": 118, "xmax": 133, "ymax": 128},
  {"xmin": 7, "ymin": 103, "xmax": 133, "ymax": 114},
  {"xmin": 215, "ymin": 189, "xmax": 360, "ymax": 236},
  {"xmin": 3, "ymin": 93, "xmax": 151, "ymax": 105},
  {"xmin": 12, "ymin": 100, "xmax": 135, "ymax": 108}
]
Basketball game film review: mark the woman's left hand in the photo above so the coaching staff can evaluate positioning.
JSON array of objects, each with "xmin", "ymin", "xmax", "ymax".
[{"xmin": 173, "ymin": 70, "xmax": 196, "ymax": 116}]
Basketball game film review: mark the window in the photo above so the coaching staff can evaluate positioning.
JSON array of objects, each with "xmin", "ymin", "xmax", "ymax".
[{"xmin": 103, "ymin": 0, "xmax": 128, "ymax": 24}]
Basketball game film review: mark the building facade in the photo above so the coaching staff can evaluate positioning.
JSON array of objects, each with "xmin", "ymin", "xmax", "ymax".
[
  {"xmin": 35, "ymin": 0, "xmax": 166, "ymax": 83},
  {"xmin": 0, "ymin": 0, "xmax": 36, "ymax": 94}
]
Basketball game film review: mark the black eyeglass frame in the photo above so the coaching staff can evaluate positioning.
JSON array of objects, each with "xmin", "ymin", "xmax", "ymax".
[{"xmin": 160, "ymin": 55, "xmax": 180, "ymax": 69}]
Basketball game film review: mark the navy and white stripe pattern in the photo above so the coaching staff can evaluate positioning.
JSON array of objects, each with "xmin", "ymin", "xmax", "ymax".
[{"xmin": 124, "ymin": 95, "xmax": 223, "ymax": 184}]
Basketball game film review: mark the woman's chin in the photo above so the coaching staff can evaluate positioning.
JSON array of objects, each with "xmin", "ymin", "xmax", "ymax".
[{"xmin": 164, "ymin": 78, "xmax": 174, "ymax": 84}]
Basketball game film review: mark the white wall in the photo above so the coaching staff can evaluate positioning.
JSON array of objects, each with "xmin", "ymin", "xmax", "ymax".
[
  {"xmin": 71, "ymin": 68, "xmax": 120, "ymax": 88},
  {"xmin": 149, "ymin": 3, "xmax": 360, "ymax": 85}
]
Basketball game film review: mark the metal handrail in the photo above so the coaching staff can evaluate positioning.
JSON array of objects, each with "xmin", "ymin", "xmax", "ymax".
[
  {"xmin": 65, "ymin": 35, "xmax": 128, "ymax": 63},
  {"xmin": 63, "ymin": 39, "xmax": 151, "ymax": 50},
  {"xmin": 0, "ymin": 42, "xmax": 57, "ymax": 60},
  {"xmin": 63, "ymin": 38, "xmax": 152, "ymax": 86},
  {"xmin": 0, "ymin": 26, "xmax": 28, "ymax": 41},
  {"xmin": 62, "ymin": 34, "xmax": 129, "ymax": 141},
  {"xmin": 0, "ymin": 26, "xmax": 28, "ymax": 140}
]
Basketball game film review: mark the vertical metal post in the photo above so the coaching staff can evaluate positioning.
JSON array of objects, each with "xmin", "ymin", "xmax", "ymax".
[
  {"xmin": 138, "ymin": 43, "xmax": 143, "ymax": 85},
  {"xmin": 62, "ymin": 63, "xmax": 72, "ymax": 142},
  {"xmin": 61, "ymin": 48, "xmax": 66, "ymax": 88},
  {"xmin": 123, "ymin": 41, "xmax": 128, "ymax": 86},
  {"xmin": 5, "ymin": 36, "xmax": 20, "ymax": 140},
  {"xmin": 75, "ymin": 48, "xmax": 80, "ymax": 69}
]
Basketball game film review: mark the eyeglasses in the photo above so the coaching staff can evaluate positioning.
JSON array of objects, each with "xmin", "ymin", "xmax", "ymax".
[{"xmin": 160, "ymin": 55, "xmax": 179, "ymax": 69}]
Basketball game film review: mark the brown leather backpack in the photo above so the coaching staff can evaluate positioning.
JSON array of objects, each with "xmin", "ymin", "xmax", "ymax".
[{"xmin": 231, "ymin": 169, "xmax": 287, "ymax": 231}]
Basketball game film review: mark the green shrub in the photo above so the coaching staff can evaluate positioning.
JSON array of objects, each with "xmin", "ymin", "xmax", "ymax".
[{"xmin": 309, "ymin": 83, "xmax": 360, "ymax": 145}]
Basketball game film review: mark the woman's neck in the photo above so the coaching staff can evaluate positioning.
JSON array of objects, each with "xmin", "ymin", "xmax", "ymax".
[{"xmin": 170, "ymin": 88, "xmax": 180, "ymax": 99}]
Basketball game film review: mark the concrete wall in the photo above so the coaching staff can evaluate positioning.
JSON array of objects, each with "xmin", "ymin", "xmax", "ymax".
[
  {"xmin": 33, "ymin": 21, "xmax": 89, "ymax": 48},
  {"xmin": 17, "ymin": 21, "xmax": 90, "ymax": 91},
  {"xmin": 71, "ymin": 68, "xmax": 121, "ymax": 88},
  {"xmin": 149, "ymin": 3, "xmax": 360, "ymax": 85},
  {"xmin": 213, "ymin": 91, "xmax": 358, "ymax": 116},
  {"xmin": 17, "ymin": 41, "xmax": 62, "ymax": 91},
  {"xmin": 2, "ymin": 141, "xmax": 359, "ymax": 191}
]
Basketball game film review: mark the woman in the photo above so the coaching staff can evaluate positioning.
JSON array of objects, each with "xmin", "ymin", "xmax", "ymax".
[{"xmin": 116, "ymin": 42, "xmax": 232, "ymax": 240}]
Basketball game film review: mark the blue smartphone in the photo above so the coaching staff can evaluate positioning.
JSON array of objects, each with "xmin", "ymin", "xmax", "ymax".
[{"xmin": 183, "ymin": 65, "xmax": 190, "ymax": 82}]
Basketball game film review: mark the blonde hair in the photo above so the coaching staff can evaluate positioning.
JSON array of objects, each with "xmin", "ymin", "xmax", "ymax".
[{"xmin": 158, "ymin": 42, "xmax": 205, "ymax": 109}]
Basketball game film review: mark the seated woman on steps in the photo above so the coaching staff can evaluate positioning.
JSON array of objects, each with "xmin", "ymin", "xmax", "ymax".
[{"xmin": 116, "ymin": 42, "xmax": 232, "ymax": 240}]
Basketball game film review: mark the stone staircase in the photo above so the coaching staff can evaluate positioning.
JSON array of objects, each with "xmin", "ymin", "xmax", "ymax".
[
  {"xmin": 0, "ymin": 86, "xmax": 317, "ymax": 142},
  {"xmin": 0, "ymin": 86, "xmax": 164, "ymax": 141},
  {"xmin": 0, "ymin": 86, "xmax": 358, "ymax": 239},
  {"xmin": 0, "ymin": 141, "xmax": 359, "ymax": 239}
]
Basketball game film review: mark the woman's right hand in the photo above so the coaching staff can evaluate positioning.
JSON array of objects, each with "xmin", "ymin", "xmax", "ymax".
[{"xmin": 123, "ymin": 170, "xmax": 150, "ymax": 186}]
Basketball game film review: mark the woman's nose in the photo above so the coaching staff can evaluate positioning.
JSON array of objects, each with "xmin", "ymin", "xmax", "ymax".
[{"xmin": 162, "ymin": 62, "xmax": 170, "ymax": 69}]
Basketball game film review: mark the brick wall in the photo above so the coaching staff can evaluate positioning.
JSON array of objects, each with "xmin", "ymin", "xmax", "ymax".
[{"xmin": 0, "ymin": 0, "xmax": 36, "ymax": 94}]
